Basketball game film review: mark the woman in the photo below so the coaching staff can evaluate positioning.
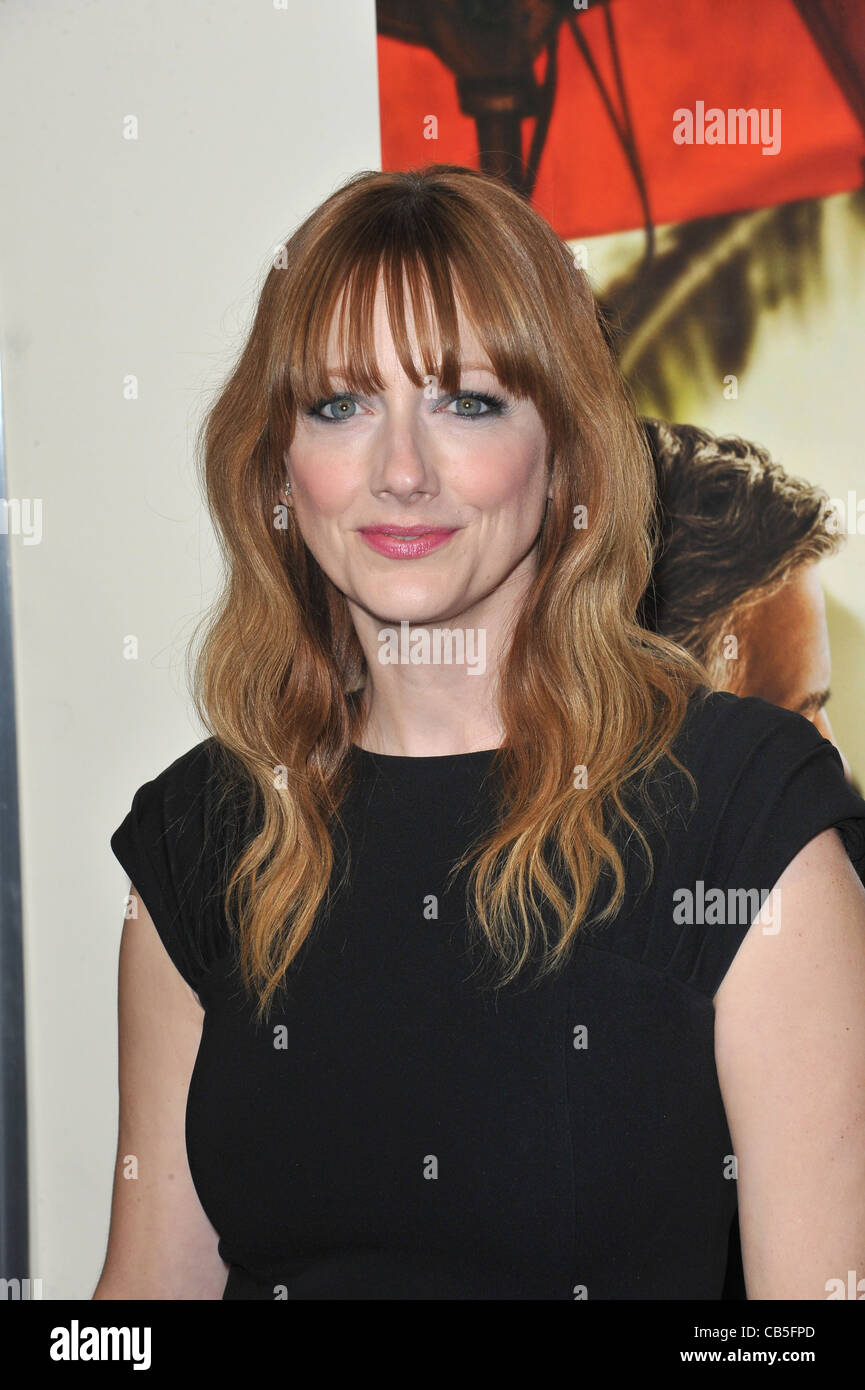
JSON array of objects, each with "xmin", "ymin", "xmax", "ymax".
[{"xmin": 96, "ymin": 166, "xmax": 865, "ymax": 1300}]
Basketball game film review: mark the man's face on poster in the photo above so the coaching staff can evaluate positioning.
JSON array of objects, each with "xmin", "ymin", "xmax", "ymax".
[{"xmin": 721, "ymin": 561, "xmax": 852, "ymax": 780}]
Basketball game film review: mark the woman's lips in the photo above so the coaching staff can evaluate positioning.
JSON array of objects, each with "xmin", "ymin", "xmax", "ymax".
[{"xmin": 359, "ymin": 528, "xmax": 458, "ymax": 558}]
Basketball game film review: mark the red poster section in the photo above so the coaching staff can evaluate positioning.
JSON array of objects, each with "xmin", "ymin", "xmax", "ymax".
[{"xmin": 377, "ymin": 0, "xmax": 865, "ymax": 238}]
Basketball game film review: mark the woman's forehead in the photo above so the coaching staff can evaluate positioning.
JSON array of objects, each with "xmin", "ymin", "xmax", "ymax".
[
  {"xmin": 324, "ymin": 275, "xmax": 481, "ymax": 343},
  {"xmin": 320, "ymin": 282, "xmax": 494, "ymax": 377}
]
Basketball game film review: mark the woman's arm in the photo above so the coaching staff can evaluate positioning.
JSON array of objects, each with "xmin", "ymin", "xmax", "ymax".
[
  {"xmin": 92, "ymin": 885, "xmax": 229, "ymax": 1299},
  {"xmin": 714, "ymin": 827, "xmax": 865, "ymax": 1300}
]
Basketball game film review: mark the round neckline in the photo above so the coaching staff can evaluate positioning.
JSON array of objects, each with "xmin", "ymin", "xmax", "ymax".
[{"xmin": 350, "ymin": 742, "xmax": 500, "ymax": 767}]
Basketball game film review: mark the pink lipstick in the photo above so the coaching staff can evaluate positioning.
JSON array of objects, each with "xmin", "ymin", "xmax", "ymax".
[{"xmin": 359, "ymin": 526, "xmax": 458, "ymax": 559}]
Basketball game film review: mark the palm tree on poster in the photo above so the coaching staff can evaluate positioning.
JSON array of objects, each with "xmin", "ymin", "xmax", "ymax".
[{"xmin": 377, "ymin": 0, "xmax": 865, "ymax": 417}]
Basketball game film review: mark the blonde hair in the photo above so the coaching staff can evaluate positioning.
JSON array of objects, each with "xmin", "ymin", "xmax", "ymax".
[{"xmin": 190, "ymin": 165, "xmax": 707, "ymax": 1021}]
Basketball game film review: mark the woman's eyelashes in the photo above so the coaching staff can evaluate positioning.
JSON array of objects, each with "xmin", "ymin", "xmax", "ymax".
[
  {"xmin": 305, "ymin": 389, "xmax": 510, "ymax": 424},
  {"xmin": 440, "ymin": 390, "xmax": 509, "ymax": 419},
  {"xmin": 305, "ymin": 394, "xmax": 366, "ymax": 423}
]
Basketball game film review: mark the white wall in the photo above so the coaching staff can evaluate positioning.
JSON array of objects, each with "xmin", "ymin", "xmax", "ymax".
[{"xmin": 0, "ymin": 0, "xmax": 380, "ymax": 1298}]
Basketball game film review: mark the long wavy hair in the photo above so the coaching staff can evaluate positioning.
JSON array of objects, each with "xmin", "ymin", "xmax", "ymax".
[{"xmin": 189, "ymin": 165, "xmax": 708, "ymax": 1022}]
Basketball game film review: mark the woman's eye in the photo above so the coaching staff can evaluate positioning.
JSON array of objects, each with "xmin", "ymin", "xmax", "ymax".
[
  {"xmin": 307, "ymin": 394, "xmax": 361, "ymax": 422},
  {"xmin": 441, "ymin": 391, "xmax": 506, "ymax": 418},
  {"xmin": 305, "ymin": 389, "xmax": 507, "ymax": 422}
]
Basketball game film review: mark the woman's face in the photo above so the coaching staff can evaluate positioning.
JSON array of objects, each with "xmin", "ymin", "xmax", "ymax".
[{"xmin": 283, "ymin": 276, "xmax": 552, "ymax": 637}]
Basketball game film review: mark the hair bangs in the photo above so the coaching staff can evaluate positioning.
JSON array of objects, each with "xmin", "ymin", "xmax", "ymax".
[{"xmin": 283, "ymin": 202, "xmax": 554, "ymax": 431}]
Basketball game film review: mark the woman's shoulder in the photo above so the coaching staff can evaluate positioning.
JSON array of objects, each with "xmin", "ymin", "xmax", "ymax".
[
  {"xmin": 110, "ymin": 737, "xmax": 254, "ymax": 999},
  {"xmin": 117, "ymin": 735, "xmax": 226, "ymax": 804},
  {"xmin": 596, "ymin": 688, "xmax": 865, "ymax": 1000},
  {"xmin": 674, "ymin": 687, "xmax": 837, "ymax": 768},
  {"xmin": 675, "ymin": 687, "xmax": 865, "ymax": 887},
  {"xmin": 112, "ymin": 736, "xmax": 253, "ymax": 840}
]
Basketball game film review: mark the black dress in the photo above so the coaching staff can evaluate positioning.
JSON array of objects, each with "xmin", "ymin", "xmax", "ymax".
[{"xmin": 109, "ymin": 690, "xmax": 865, "ymax": 1299}]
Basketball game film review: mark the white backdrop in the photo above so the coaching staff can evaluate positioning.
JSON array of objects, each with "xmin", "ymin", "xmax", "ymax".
[{"xmin": 0, "ymin": 0, "xmax": 380, "ymax": 1299}]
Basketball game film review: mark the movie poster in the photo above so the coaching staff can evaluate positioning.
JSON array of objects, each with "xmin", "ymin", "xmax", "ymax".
[{"xmin": 376, "ymin": 0, "xmax": 865, "ymax": 791}]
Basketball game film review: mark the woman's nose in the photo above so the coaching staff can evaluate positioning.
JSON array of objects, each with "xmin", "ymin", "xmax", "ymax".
[{"xmin": 373, "ymin": 414, "xmax": 436, "ymax": 498}]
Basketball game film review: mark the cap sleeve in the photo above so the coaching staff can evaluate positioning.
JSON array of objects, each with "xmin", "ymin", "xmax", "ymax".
[
  {"xmin": 666, "ymin": 693, "xmax": 865, "ymax": 1000},
  {"xmin": 110, "ymin": 739, "xmax": 245, "ymax": 1001}
]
